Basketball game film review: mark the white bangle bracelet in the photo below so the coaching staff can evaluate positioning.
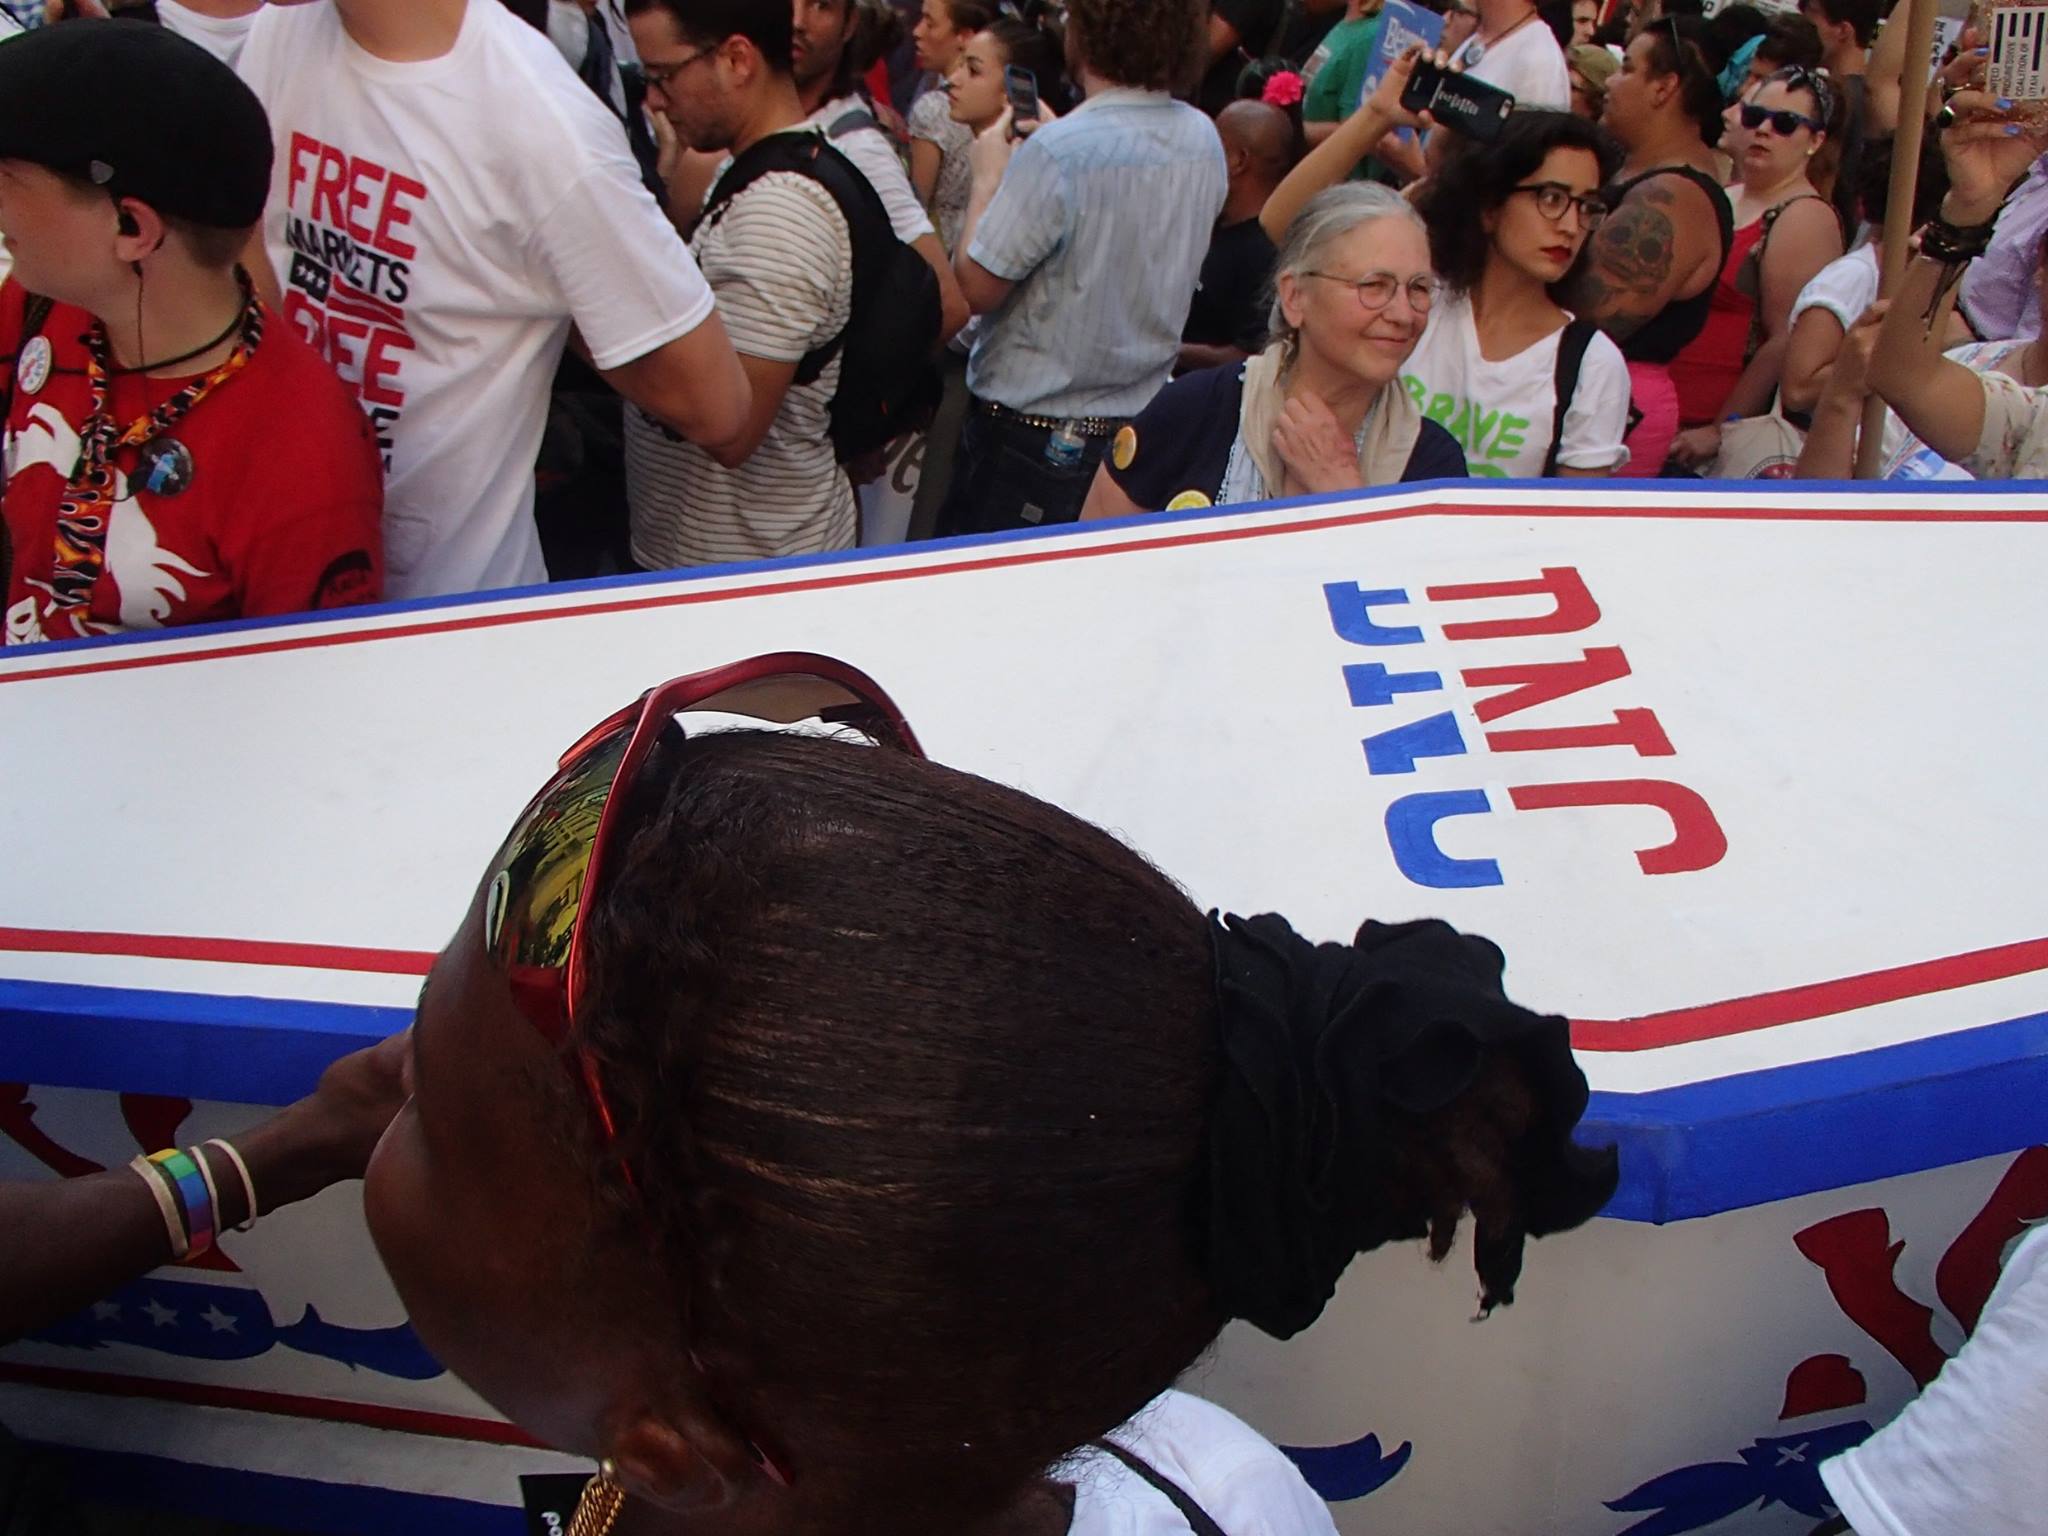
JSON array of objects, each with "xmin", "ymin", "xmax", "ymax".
[
  {"xmin": 202, "ymin": 1137, "xmax": 261, "ymax": 1231},
  {"xmin": 129, "ymin": 1155, "xmax": 190, "ymax": 1260}
]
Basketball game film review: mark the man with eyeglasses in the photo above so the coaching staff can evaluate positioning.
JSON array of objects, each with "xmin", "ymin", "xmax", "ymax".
[
  {"xmin": 232, "ymin": 0, "xmax": 752, "ymax": 601},
  {"xmin": 617, "ymin": 0, "xmax": 865, "ymax": 569}
]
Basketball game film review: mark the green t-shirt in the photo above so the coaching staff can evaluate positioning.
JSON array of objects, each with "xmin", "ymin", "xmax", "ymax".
[{"xmin": 1303, "ymin": 12, "xmax": 1384, "ymax": 123}]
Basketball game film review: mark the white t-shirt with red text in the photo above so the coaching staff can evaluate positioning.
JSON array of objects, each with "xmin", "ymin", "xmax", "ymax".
[{"xmin": 237, "ymin": 0, "xmax": 717, "ymax": 600}]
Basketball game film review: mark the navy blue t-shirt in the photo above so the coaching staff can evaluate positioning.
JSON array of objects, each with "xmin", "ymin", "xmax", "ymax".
[{"xmin": 1107, "ymin": 363, "xmax": 1467, "ymax": 511}]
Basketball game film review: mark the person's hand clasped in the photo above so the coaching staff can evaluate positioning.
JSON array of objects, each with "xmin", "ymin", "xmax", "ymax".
[{"xmin": 1273, "ymin": 391, "xmax": 1365, "ymax": 495}]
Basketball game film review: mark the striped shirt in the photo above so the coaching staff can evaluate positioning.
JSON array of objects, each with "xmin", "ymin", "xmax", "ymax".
[
  {"xmin": 625, "ymin": 160, "xmax": 855, "ymax": 570},
  {"xmin": 966, "ymin": 88, "xmax": 1227, "ymax": 420}
]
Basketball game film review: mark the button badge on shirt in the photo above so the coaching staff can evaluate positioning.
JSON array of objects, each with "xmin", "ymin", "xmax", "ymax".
[
  {"xmin": 16, "ymin": 335, "xmax": 52, "ymax": 397},
  {"xmin": 139, "ymin": 437, "xmax": 196, "ymax": 497}
]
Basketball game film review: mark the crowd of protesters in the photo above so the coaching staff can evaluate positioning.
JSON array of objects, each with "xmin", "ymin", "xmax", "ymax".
[{"xmin": 1, "ymin": 0, "xmax": 2046, "ymax": 646}]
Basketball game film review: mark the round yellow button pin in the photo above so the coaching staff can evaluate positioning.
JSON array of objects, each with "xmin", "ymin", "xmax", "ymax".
[{"xmin": 1112, "ymin": 425, "xmax": 1138, "ymax": 472}]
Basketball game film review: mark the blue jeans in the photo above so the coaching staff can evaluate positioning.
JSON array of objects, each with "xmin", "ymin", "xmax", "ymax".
[{"xmin": 937, "ymin": 411, "xmax": 1111, "ymax": 538}]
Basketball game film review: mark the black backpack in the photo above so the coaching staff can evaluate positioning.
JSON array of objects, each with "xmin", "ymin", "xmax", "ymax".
[{"xmin": 703, "ymin": 119, "xmax": 942, "ymax": 463}]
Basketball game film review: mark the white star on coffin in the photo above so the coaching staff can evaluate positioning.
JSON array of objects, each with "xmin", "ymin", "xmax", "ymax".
[
  {"xmin": 200, "ymin": 1305, "xmax": 238, "ymax": 1334},
  {"xmin": 142, "ymin": 1297, "xmax": 178, "ymax": 1328},
  {"xmin": 90, "ymin": 1301, "xmax": 121, "ymax": 1322}
]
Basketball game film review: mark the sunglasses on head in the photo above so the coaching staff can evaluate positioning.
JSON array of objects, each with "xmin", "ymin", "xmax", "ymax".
[
  {"xmin": 485, "ymin": 653, "xmax": 924, "ymax": 1150},
  {"xmin": 1655, "ymin": 15, "xmax": 1706, "ymax": 81},
  {"xmin": 1738, "ymin": 100, "xmax": 1822, "ymax": 134},
  {"xmin": 478, "ymin": 654, "xmax": 924, "ymax": 1490}
]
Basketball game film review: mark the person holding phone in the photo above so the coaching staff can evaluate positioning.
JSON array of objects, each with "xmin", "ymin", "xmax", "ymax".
[
  {"xmin": 907, "ymin": 0, "xmax": 997, "ymax": 252},
  {"xmin": 940, "ymin": 0, "xmax": 1226, "ymax": 535},
  {"xmin": 942, "ymin": 19, "xmax": 1066, "ymax": 148}
]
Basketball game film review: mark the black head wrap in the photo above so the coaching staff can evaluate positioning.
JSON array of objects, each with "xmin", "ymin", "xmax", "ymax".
[{"xmin": 1203, "ymin": 913, "xmax": 1619, "ymax": 1340}]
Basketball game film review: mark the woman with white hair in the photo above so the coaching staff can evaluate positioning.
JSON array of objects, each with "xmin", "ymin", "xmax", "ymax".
[{"xmin": 1080, "ymin": 183, "xmax": 1467, "ymax": 517}]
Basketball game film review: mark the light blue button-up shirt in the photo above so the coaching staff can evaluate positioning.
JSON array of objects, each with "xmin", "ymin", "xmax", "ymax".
[{"xmin": 966, "ymin": 88, "xmax": 1227, "ymax": 419}]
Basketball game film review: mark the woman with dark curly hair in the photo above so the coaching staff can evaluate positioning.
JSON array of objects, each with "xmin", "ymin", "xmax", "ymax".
[
  {"xmin": 1406, "ymin": 110, "xmax": 1632, "ymax": 477},
  {"xmin": 1560, "ymin": 17, "xmax": 1736, "ymax": 473},
  {"xmin": 365, "ymin": 654, "xmax": 1618, "ymax": 1536}
]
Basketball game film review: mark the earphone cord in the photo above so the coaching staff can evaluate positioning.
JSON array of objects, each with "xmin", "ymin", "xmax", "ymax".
[{"xmin": 110, "ymin": 285, "xmax": 248, "ymax": 378}]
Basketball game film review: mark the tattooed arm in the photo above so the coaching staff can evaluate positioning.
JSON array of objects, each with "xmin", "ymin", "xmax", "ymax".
[{"xmin": 1562, "ymin": 173, "xmax": 1718, "ymax": 343}]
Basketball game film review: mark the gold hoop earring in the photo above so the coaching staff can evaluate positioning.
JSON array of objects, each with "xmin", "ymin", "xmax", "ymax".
[{"xmin": 568, "ymin": 1459, "xmax": 627, "ymax": 1536}]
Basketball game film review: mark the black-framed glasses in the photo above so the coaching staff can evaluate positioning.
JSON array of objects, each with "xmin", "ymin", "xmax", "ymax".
[
  {"xmin": 1302, "ymin": 270, "xmax": 1438, "ymax": 313},
  {"xmin": 1508, "ymin": 181, "xmax": 1609, "ymax": 230},
  {"xmin": 1738, "ymin": 101, "xmax": 1822, "ymax": 135},
  {"xmin": 642, "ymin": 43, "xmax": 719, "ymax": 89}
]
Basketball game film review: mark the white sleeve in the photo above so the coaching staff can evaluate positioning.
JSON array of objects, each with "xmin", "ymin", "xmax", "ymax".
[
  {"xmin": 1792, "ymin": 252, "xmax": 1878, "ymax": 328},
  {"xmin": 529, "ymin": 151, "xmax": 718, "ymax": 373},
  {"xmin": 1558, "ymin": 330, "xmax": 1633, "ymax": 471},
  {"xmin": 837, "ymin": 127, "xmax": 939, "ymax": 244},
  {"xmin": 1819, "ymin": 1227, "xmax": 2048, "ymax": 1536},
  {"xmin": 1204, "ymin": 1454, "xmax": 1343, "ymax": 1536}
]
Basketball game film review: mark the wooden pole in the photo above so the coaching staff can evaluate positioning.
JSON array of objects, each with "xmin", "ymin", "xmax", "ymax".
[{"xmin": 1854, "ymin": 0, "xmax": 1943, "ymax": 476}]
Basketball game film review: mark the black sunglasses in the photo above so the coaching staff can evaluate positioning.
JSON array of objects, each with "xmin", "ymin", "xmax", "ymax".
[{"xmin": 1738, "ymin": 101, "xmax": 1822, "ymax": 135}]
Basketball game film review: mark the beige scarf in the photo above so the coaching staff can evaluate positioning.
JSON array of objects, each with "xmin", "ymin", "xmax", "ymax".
[{"xmin": 1238, "ymin": 343, "xmax": 1422, "ymax": 498}]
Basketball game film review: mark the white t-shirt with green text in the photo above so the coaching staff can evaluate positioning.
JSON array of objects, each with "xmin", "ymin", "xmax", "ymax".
[{"xmin": 1401, "ymin": 291, "xmax": 1631, "ymax": 478}]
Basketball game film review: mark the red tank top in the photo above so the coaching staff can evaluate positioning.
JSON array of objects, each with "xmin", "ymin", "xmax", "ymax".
[{"xmin": 1666, "ymin": 217, "xmax": 1767, "ymax": 428}]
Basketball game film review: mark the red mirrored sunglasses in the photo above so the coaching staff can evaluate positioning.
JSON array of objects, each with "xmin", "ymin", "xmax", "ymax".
[{"xmin": 481, "ymin": 652, "xmax": 924, "ymax": 1151}]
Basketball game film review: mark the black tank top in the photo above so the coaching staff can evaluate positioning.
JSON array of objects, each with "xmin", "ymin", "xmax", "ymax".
[{"xmin": 1610, "ymin": 165, "xmax": 1735, "ymax": 365}]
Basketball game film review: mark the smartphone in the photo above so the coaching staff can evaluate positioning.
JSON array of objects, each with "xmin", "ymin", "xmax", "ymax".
[
  {"xmin": 1399, "ymin": 60, "xmax": 1517, "ymax": 142},
  {"xmin": 1004, "ymin": 65, "xmax": 1042, "ymax": 134},
  {"xmin": 1987, "ymin": 0, "xmax": 2048, "ymax": 108}
]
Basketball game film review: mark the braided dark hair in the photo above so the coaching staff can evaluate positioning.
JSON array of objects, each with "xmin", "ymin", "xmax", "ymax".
[{"xmin": 570, "ymin": 730, "xmax": 1612, "ymax": 1534}]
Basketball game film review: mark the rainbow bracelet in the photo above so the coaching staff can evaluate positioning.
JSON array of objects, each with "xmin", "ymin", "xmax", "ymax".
[
  {"xmin": 129, "ymin": 1155, "xmax": 190, "ymax": 1260},
  {"xmin": 147, "ymin": 1147, "xmax": 216, "ymax": 1258}
]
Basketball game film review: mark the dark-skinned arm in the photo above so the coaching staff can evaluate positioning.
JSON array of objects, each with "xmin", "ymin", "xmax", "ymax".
[{"xmin": 0, "ymin": 1033, "xmax": 410, "ymax": 1342}]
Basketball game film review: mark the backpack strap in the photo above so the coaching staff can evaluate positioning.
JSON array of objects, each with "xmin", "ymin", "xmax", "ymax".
[
  {"xmin": 703, "ymin": 132, "xmax": 886, "ymax": 388},
  {"xmin": 1089, "ymin": 1439, "xmax": 1231, "ymax": 1536},
  {"xmin": 1543, "ymin": 318, "xmax": 1597, "ymax": 478},
  {"xmin": 826, "ymin": 107, "xmax": 876, "ymax": 141}
]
